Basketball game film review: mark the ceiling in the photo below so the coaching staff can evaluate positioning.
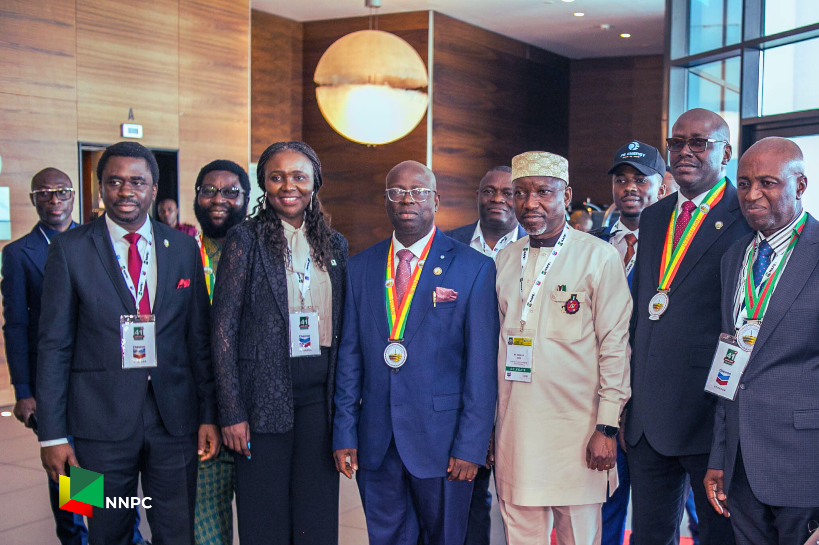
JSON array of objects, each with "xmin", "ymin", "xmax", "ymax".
[{"xmin": 251, "ymin": 0, "xmax": 666, "ymax": 59}]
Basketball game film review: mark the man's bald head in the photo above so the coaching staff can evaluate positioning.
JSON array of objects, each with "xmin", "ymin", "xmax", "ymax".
[
  {"xmin": 31, "ymin": 167, "xmax": 71, "ymax": 191},
  {"xmin": 386, "ymin": 160, "xmax": 436, "ymax": 191},
  {"xmin": 737, "ymin": 137, "xmax": 807, "ymax": 236},
  {"xmin": 672, "ymin": 108, "xmax": 730, "ymax": 142},
  {"xmin": 669, "ymin": 108, "xmax": 732, "ymax": 198}
]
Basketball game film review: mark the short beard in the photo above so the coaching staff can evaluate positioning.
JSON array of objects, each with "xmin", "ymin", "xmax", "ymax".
[
  {"xmin": 194, "ymin": 200, "xmax": 248, "ymax": 240},
  {"xmin": 524, "ymin": 223, "xmax": 548, "ymax": 236}
]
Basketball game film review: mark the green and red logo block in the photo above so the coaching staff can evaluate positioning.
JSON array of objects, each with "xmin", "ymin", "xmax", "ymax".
[{"xmin": 59, "ymin": 466, "xmax": 104, "ymax": 517}]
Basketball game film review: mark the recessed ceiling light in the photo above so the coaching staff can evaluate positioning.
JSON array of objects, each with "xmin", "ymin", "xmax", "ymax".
[
  {"xmin": 562, "ymin": 0, "xmax": 575, "ymax": 2},
  {"xmin": 574, "ymin": 12, "xmax": 585, "ymax": 17},
  {"xmin": 600, "ymin": 24, "xmax": 611, "ymax": 30},
  {"xmin": 620, "ymin": 33, "xmax": 632, "ymax": 38},
  {"xmin": 1, "ymin": 411, "xmax": 11, "ymax": 417}
]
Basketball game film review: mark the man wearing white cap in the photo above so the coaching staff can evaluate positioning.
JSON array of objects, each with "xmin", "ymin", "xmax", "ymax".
[{"xmin": 493, "ymin": 151, "xmax": 632, "ymax": 544}]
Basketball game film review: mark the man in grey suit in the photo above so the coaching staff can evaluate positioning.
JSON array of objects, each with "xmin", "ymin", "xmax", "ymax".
[{"xmin": 705, "ymin": 137, "xmax": 819, "ymax": 545}]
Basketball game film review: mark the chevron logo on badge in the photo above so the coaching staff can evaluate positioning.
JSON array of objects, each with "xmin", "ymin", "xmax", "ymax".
[{"xmin": 59, "ymin": 466, "xmax": 104, "ymax": 517}]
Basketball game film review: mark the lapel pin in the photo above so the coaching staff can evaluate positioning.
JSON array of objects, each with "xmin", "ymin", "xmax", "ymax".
[
  {"xmin": 433, "ymin": 267, "xmax": 442, "ymax": 276},
  {"xmin": 699, "ymin": 203, "xmax": 711, "ymax": 214},
  {"xmin": 440, "ymin": 255, "xmax": 445, "ymax": 259},
  {"xmin": 163, "ymin": 239, "xmax": 169, "ymax": 247},
  {"xmin": 331, "ymin": 259, "xmax": 337, "ymax": 266},
  {"xmin": 715, "ymin": 221, "xmax": 723, "ymax": 230}
]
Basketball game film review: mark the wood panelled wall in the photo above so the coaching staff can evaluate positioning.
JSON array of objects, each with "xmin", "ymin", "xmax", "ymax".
[
  {"xmin": 302, "ymin": 12, "xmax": 429, "ymax": 255},
  {"xmin": 251, "ymin": 10, "xmax": 303, "ymax": 162},
  {"xmin": 0, "ymin": 0, "xmax": 249, "ymax": 240},
  {"xmin": 431, "ymin": 13, "xmax": 569, "ymax": 231},
  {"xmin": 568, "ymin": 55, "xmax": 665, "ymax": 205}
]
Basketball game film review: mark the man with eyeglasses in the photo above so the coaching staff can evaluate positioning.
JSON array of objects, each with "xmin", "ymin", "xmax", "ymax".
[
  {"xmin": 626, "ymin": 108, "xmax": 751, "ymax": 545},
  {"xmin": 493, "ymin": 151, "xmax": 631, "ymax": 545},
  {"xmin": 333, "ymin": 160, "xmax": 499, "ymax": 545},
  {"xmin": 191, "ymin": 159, "xmax": 249, "ymax": 545},
  {"xmin": 37, "ymin": 141, "xmax": 219, "ymax": 544}
]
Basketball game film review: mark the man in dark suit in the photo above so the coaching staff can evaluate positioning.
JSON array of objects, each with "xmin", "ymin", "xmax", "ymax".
[
  {"xmin": 625, "ymin": 108, "xmax": 751, "ymax": 545},
  {"xmin": 333, "ymin": 160, "xmax": 499, "ymax": 545},
  {"xmin": 444, "ymin": 164, "xmax": 522, "ymax": 545},
  {"xmin": 704, "ymin": 137, "xmax": 819, "ymax": 545},
  {"xmin": 1, "ymin": 168, "xmax": 89, "ymax": 545},
  {"xmin": 590, "ymin": 141, "xmax": 665, "ymax": 545},
  {"xmin": 37, "ymin": 142, "xmax": 220, "ymax": 545}
]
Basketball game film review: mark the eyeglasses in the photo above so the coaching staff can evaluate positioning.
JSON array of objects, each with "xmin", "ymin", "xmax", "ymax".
[
  {"xmin": 666, "ymin": 137, "xmax": 729, "ymax": 153},
  {"xmin": 30, "ymin": 188, "xmax": 75, "ymax": 203},
  {"xmin": 198, "ymin": 185, "xmax": 244, "ymax": 200},
  {"xmin": 385, "ymin": 188, "xmax": 436, "ymax": 203}
]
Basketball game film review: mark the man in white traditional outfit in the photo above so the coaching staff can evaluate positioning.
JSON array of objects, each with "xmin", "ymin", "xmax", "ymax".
[{"xmin": 493, "ymin": 151, "xmax": 632, "ymax": 545}]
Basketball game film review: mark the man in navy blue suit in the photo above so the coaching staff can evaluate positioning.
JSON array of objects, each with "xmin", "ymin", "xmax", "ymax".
[
  {"xmin": 589, "ymin": 142, "xmax": 665, "ymax": 545},
  {"xmin": 333, "ymin": 160, "xmax": 499, "ymax": 545}
]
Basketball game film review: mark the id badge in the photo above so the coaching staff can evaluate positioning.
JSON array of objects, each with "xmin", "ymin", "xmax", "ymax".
[
  {"xmin": 289, "ymin": 309, "xmax": 321, "ymax": 357},
  {"xmin": 704, "ymin": 333, "xmax": 751, "ymax": 400},
  {"xmin": 121, "ymin": 315, "xmax": 157, "ymax": 369},
  {"xmin": 504, "ymin": 329, "xmax": 534, "ymax": 383}
]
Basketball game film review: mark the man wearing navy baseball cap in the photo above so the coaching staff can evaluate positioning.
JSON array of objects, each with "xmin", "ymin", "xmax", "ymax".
[{"xmin": 591, "ymin": 140, "xmax": 666, "ymax": 545}]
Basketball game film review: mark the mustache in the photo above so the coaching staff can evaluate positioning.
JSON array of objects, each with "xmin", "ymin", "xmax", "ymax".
[{"xmin": 114, "ymin": 199, "xmax": 140, "ymax": 206}]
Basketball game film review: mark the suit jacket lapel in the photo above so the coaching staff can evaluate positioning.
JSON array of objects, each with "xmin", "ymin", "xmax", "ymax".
[
  {"xmin": 366, "ymin": 239, "xmax": 391, "ymax": 344},
  {"xmin": 328, "ymin": 242, "xmax": 344, "ymax": 338},
  {"xmin": 751, "ymin": 215, "xmax": 819, "ymax": 358},
  {"xmin": 648, "ymin": 194, "xmax": 677, "ymax": 289},
  {"xmin": 258, "ymin": 235, "xmax": 289, "ymax": 323},
  {"xmin": 721, "ymin": 232, "xmax": 753, "ymax": 334},
  {"xmin": 402, "ymin": 232, "xmax": 454, "ymax": 345},
  {"xmin": 668, "ymin": 182, "xmax": 740, "ymax": 292},
  {"xmin": 92, "ymin": 217, "xmax": 137, "ymax": 314},
  {"xmin": 151, "ymin": 220, "xmax": 170, "ymax": 314},
  {"xmin": 22, "ymin": 226, "xmax": 48, "ymax": 275}
]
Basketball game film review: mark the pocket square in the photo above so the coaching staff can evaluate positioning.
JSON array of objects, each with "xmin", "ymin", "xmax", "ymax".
[
  {"xmin": 434, "ymin": 287, "xmax": 458, "ymax": 302},
  {"xmin": 176, "ymin": 279, "xmax": 190, "ymax": 289}
]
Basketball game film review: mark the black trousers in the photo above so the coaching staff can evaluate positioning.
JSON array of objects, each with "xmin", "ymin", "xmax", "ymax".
[
  {"xmin": 73, "ymin": 382, "xmax": 198, "ymax": 545},
  {"xmin": 234, "ymin": 348, "xmax": 338, "ymax": 545},
  {"xmin": 628, "ymin": 434, "xmax": 735, "ymax": 545},
  {"xmin": 729, "ymin": 447, "xmax": 819, "ymax": 545}
]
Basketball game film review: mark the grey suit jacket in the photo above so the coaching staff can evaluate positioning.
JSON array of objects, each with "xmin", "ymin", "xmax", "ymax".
[{"xmin": 709, "ymin": 214, "xmax": 819, "ymax": 507}]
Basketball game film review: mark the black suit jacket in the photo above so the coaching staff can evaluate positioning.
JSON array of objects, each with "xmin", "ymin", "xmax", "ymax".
[
  {"xmin": 445, "ymin": 221, "xmax": 527, "ymax": 247},
  {"xmin": 625, "ymin": 183, "xmax": 752, "ymax": 456},
  {"xmin": 1, "ymin": 225, "xmax": 51, "ymax": 399},
  {"xmin": 709, "ymin": 215, "xmax": 819, "ymax": 507},
  {"xmin": 211, "ymin": 218, "xmax": 348, "ymax": 434},
  {"xmin": 37, "ymin": 216, "xmax": 216, "ymax": 442}
]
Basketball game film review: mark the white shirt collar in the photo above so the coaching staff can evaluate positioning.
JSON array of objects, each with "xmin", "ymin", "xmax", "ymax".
[
  {"xmin": 470, "ymin": 222, "xmax": 520, "ymax": 246},
  {"xmin": 675, "ymin": 188, "xmax": 710, "ymax": 215},
  {"xmin": 392, "ymin": 225, "xmax": 436, "ymax": 257},
  {"xmin": 105, "ymin": 213, "xmax": 152, "ymax": 243},
  {"xmin": 609, "ymin": 219, "xmax": 639, "ymax": 244}
]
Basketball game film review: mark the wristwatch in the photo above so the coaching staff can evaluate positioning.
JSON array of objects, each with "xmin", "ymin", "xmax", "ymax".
[{"xmin": 596, "ymin": 424, "xmax": 619, "ymax": 438}]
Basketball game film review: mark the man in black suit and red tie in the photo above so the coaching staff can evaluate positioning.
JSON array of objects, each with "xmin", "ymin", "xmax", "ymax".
[
  {"xmin": 625, "ymin": 108, "xmax": 751, "ymax": 545},
  {"xmin": 37, "ymin": 142, "xmax": 220, "ymax": 545}
]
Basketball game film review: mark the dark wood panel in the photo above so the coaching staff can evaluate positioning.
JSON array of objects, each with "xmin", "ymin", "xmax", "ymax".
[
  {"xmin": 431, "ymin": 13, "xmax": 570, "ymax": 231},
  {"xmin": 251, "ymin": 10, "xmax": 303, "ymax": 162},
  {"xmin": 569, "ymin": 55, "xmax": 664, "ymax": 206},
  {"xmin": 302, "ymin": 12, "xmax": 429, "ymax": 255}
]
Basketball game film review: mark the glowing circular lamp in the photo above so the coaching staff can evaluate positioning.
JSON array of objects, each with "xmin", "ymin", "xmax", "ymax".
[{"xmin": 314, "ymin": 30, "xmax": 429, "ymax": 145}]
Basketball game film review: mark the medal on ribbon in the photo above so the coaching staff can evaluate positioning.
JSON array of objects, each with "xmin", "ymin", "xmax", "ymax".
[
  {"xmin": 383, "ymin": 228, "xmax": 437, "ymax": 368},
  {"xmin": 650, "ymin": 178, "xmax": 727, "ymax": 320}
]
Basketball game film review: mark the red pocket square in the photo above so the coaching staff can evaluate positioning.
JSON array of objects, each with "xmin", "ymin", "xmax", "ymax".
[
  {"xmin": 176, "ymin": 279, "xmax": 190, "ymax": 289},
  {"xmin": 434, "ymin": 287, "xmax": 458, "ymax": 302}
]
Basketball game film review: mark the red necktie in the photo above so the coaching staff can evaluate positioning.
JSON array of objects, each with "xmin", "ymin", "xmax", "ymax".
[
  {"xmin": 124, "ymin": 233, "xmax": 151, "ymax": 314},
  {"xmin": 623, "ymin": 233, "xmax": 637, "ymax": 267},
  {"xmin": 673, "ymin": 201, "xmax": 697, "ymax": 248},
  {"xmin": 395, "ymin": 249, "xmax": 414, "ymax": 303}
]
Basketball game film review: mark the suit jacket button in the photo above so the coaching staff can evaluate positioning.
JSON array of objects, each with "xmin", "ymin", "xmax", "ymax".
[{"xmin": 739, "ymin": 383, "xmax": 746, "ymax": 390}]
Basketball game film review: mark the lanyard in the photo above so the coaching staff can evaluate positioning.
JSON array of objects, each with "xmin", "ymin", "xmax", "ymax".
[
  {"xmin": 385, "ymin": 227, "xmax": 436, "ymax": 341},
  {"xmin": 479, "ymin": 230, "xmax": 511, "ymax": 260},
  {"xmin": 196, "ymin": 234, "xmax": 215, "ymax": 302},
  {"xmin": 519, "ymin": 224, "xmax": 569, "ymax": 330},
  {"xmin": 286, "ymin": 244, "xmax": 311, "ymax": 305},
  {"xmin": 743, "ymin": 213, "xmax": 806, "ymax": 320},
  {"xmin": 39, "ymin": 227, "xmax": 52, "ymax": 245},
  {"xmin": 658, "ymin": 178, "xmax": 726, "ymax": 291},
  {"xmin": 114, "ymin": 234, "xmax": 152, "ymax": 310}
]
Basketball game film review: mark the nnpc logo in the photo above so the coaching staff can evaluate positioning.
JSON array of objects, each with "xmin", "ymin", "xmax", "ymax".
[{"xmin": 60, "ymin": 466, "xmax": 152, "ymax": 517}]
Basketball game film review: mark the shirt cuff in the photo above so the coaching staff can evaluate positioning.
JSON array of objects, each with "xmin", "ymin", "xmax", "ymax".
[
  {"xmin": 13, "ymin": 383, "xmax": 33, "ymax": 401},
  {"xmin": 596, "ymin": 399, "xmax": 623, "ymax": 428},
  {"xmin": 40, "ymin": 438, "xmax": 69, "ymax": 447}
]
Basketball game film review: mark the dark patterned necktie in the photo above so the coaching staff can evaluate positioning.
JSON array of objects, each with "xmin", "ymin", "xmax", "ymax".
[
  {"xmin": 395, "ymin": 249, "xmax": 414, "ymax": 302},
  {"xmin": 673, "ymin": 201, "xmax": 697, "ymax": 248},
  {"xmin": 753, "ymin": 240, "xmax": 774, "ymax": 286}
]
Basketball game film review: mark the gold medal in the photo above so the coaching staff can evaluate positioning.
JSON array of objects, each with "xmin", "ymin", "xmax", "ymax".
[{"xmin": 648, "ymin": 291, "xmax": 669, "ymax": 321}]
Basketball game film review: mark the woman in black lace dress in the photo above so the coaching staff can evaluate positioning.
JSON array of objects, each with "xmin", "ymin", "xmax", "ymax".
[{"xmin": 211, "ymin": 141, "xmax": 348, "ymax": 545}]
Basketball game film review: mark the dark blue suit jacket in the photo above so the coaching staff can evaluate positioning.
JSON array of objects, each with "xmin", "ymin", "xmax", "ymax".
[
  {"xmin": 333, "ymin": 230, "xmax": 499, "ymax": 479},
  {"xmin": 589, "ymin": 224, "xmax": 635, "ymax": 287},
  {"xmin": 1, "ymin": 224, "xmax": 54, "ymax": 400},
  {"xmin": 710, "ymin": 214, "xmax": 819, "ymax": 507},
  {"xmin": 625, "ymin": 183, "xmax": 753, "ymax": 456},
  {"xmin": 445, "ymin": 221, "xmax": 527, "ymax": 249}
]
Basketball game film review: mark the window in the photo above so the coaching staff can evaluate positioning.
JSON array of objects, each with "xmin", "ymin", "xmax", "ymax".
[
  {"xmin": 764, "ymin": 0, "xmax": 819, "ymax": 36},
  {"xmin": 789, "ymin": 135, "xmax": 819, "ymax": 216},
  {"xmin": 761, "ymin": 37, "xmax": 819, "ymax": 116},
  {"xmin": 688, "ymin": 0, "xmax": 742, "ymax": 55}
]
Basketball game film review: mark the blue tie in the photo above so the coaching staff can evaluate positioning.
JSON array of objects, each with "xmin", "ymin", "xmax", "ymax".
[{"xmin": 753, "ymin": 240, "xmax": 774, "ymax": 286}]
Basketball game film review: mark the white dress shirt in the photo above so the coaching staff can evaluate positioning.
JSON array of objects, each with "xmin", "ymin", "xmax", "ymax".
[
  {"xmin": 392, "ymin": 226, "xmax": 436, "ymax": 274},
  {"xmin": 675, "ymin": 188, "xmax": 709, "ymax": 216},
  {"xmin": 41, "ymin": 214, "xmax": 158, "ymax": 448},
  {"xmin": 607, "ymin": 219, "xmax": 639, "ymax": 262},
  {"xmin": 469, "ymin": 222, "xmax": 519, "ymax": 260}
]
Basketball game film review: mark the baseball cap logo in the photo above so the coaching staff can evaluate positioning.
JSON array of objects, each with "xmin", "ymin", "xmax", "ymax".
[{"xmin": 628, "ymin": 141, "xmax": 640, "ymax": 151}]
